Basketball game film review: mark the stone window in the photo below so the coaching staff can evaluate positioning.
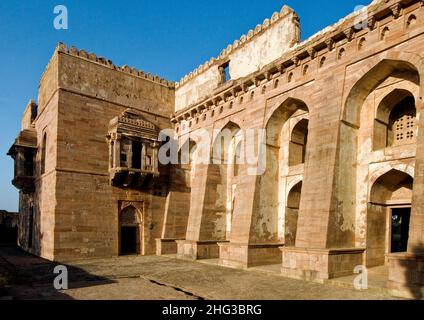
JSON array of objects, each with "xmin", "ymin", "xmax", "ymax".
[
  {"xmin": 338, "ymin": 48, "xmax": 345, "ymax": 60},
  {"xmin": 374, "ymin": 90, "xmax": 416, "ymax": 149},
  {"xmin": 358, "ymin": 37, "xmax": 366, "ymax": 51},
  {"xmin": 106, "ymin": 109, "xmax": 160, "ymax": 188},
  {"xmin": 407, "ymin": 15, "xmax": 416, "ymax": 28},
  {"xmin": 289, "ymin": 119, "xmax": 309, "ymax": 166},
  {"xmin": 219, "ymin": 62, "xmax": 230, "ymax": 84},
  {"xmin": 319, "ymin": 56, "xmax": 326, "ymax": 68},
  {"xmin": 381, "ymin": 26, "xmax": 389, "ymax": 40},
  {"xmin": 389, "ymin": 98, "xmax": 416, "ymax": 147}
]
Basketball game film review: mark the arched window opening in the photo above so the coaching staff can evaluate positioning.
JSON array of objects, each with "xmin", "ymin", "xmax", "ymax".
[
  {"xmin": 388, "ymin": 96, "xmax": 416, "ymax": 147},
  {"xmin": 407, "ymin": 15, "xmax": 417, "ymax": 28},
  {"xmin": 338, "ymin": 48, "xmax": 345, "ymax": 60},
  {"xmin": 381, "ymin": 27, "xmax": 389, "ymax": 40},
  {"xmin": 319, "ymin": 56, "xmax": 326, "ymax": 68},
  {"xmin": 285, "ymin": 181, "xmax": 302, "ymax": 246},
  {"xmin": 373, "ymin": 90, "xmax": 416, "ymax": 150},
  {"xmin": 358, "ymin": 37, "xmax": 366, "ymax": 51},
  {"xmin": 367, "ymin": 169, "xmax": 413, "ymax": 267},
  {"xmin": 289, "ymin": 119, "xmax": 309, "ymax": 166}
]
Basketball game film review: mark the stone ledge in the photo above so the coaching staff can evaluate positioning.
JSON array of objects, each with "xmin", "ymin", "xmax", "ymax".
[
  {"xmin": 176, "ymin": 240, "xmax": 229, "ymax": 260},
  {"xmin": 281, "ymin": 246, "xmax": 366, "ymax": 282},
  {"xmin": 219, "ymin": 242, "xmax": 284, "ymax": 269},
  {"xmin": 280, "ymin": 246, "xmax": 366, "ymax": 255}
]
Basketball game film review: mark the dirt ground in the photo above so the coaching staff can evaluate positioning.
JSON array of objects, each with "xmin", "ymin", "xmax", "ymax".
[{"xmin": 0, "ymin": 246, "xmax": 400, "ymax": 300}]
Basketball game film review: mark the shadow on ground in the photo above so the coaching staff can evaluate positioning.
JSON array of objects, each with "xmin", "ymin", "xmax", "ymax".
[
  {"xmin": 399, "ymin": 243, "xmax": 424, "ymax": 300},
  {"xmin": 0, "ymin": 246, "xmax": 116, "ymax": 300}
]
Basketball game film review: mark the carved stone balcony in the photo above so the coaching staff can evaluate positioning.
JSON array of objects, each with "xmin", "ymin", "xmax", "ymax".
[
  {"xmin": 8, "ymin": 129, "xmax": 37, "ymax": 193},
  {"xmin": 106, "ymin": 109, "xmax": 161, "ymax": 189}
]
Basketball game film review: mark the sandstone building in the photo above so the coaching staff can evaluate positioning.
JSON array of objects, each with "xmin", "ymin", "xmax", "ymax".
[{"xmin": 8, "ymin": 0, "xmax": 424, "ymax": 298}]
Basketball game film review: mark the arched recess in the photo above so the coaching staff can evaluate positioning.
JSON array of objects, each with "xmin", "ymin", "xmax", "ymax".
[
  {"xmin": 119, "ymin": 205, "xmax": 142, "ymax": 255},
  {"xmin": 179, "ymin": 138, "xmax": 198, "ymax": 188},
  {"xmin": 252, "ymin": 98, "xmax": 309, "ymax": 244},
  {"xmin": 289, "ymin": 119, "xmax": 309, "ymax": 166},
  {"xmin": 207, "ymin": 121, "xmax": 242, "ymax": 240},
  {"xmin": 367, "ymin": 169, "xmax": 413, "ymax": 267},
  {"xmin": 285, "ymin": 181, "xmax": 302, "ymax": 246},
  {"xmin": 374, "ymin": 89, "xmax": 417, "ymax": 150},
  {"xmin": 337, "ymin": 58, "xmax": 420, "ymax": 249}
]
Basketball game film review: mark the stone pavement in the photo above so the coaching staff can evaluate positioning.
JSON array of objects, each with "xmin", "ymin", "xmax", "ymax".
[{"xmin": 0, "ymin": 246, "xmax": 400, "ymax": 300}]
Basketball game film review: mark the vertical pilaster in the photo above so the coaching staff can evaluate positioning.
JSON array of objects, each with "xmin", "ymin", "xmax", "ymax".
[{"xmin": 113, "ymin": 134, "xmax": 121, "ymax": 168}]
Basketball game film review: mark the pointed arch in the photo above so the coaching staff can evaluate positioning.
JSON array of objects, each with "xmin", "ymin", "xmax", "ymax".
[
  {"xmin": 119, "ymin": 205, "xmax": 142, "ymax": 256},
  {"xmin": 369, "ymin": 169, "xmax": 414, "ymax": 205},
  {"xmin": 212, "ymin": 121, "xmax": 241, "ymax": 164},
  {"xmin": 289, "ymin": 118, "xmax": 309, "ymax": 166},
  {"xmin": 285, "ymin": 181, "xmax": 303, "ymax": 246},
  {"xmin": 120, "ymin": 205, "xmax": 141, "ymax": 226},
  {"xmin": 337, "ymin": 57, "xmax": 421, "ymax": 249},
  {"xmin": 343, "ymin": 59, "xmax": 420, "ymax": 127},
  {"xmin": 266, "ymin": 97, "xmax": 308, "ymax": 147},
  {"xmin": 366, "ymin": 169, "xmax": 414, "ymax": 267},
  {"xmin": 252, "ymin": 97, "xmax": 309, "ymax": 244},
  {"xmin": 374, "ymin": 89, "xmax": 416, "ymax": 150}
]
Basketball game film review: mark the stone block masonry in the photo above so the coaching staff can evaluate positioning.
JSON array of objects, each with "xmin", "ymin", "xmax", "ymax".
[{"xmin": 8, "ymin": 0, "xmax": 424, "ymax": 299}]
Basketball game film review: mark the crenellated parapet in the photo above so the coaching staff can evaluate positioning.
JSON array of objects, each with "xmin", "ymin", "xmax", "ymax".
[
  {"xmin": 175, "ymin": 5, "xmax": 300, "ymax": 90},
  {"xmin": 172, "ymin": 0, "xmax": 423, "ymax": 125},
  {"xmin": 55, "ymin": 43, "xmax": 175, "ymax": 89}
]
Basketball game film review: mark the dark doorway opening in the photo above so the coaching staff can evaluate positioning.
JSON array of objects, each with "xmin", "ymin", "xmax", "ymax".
[
  {"xmin": 132, "ymin": 140, "xmax": 142, "ymax": 170},
  {"xmin": 120, "ymin": 226, "xmax": 138, "ymax": 255},
  {"xmin": 391, "ymin": 208, "xmax": 411, "ymax": 253}
]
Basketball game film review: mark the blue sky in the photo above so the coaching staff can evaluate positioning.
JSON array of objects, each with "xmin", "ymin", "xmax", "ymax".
[{"xmin": 0, "ymin": 0, "xmax": 371, "ymax": 211}]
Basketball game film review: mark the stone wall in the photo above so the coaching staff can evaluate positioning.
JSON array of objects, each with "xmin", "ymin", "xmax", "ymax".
[
  {"xmin": 174, "ymin": 5, "xmax": 300, "ymax": 112},
  {"xmin": 170, "ymin": 0, "xmax": 424, "ymax": 299}
]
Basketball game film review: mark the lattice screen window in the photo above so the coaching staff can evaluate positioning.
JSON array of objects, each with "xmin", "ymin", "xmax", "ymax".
[{"xmin": 392, "ymin": 112, "xmax": 416, "ymax": 146}]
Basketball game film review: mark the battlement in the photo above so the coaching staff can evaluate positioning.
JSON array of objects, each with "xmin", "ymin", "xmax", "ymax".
[
  {"xmin": 173, "ymin": 0, "xmax": 417, "ymax": 119},
  {"xmin": 174, "ymin": 5, "xmax": 301, "ymax": 111},
  {"xmin": 175, "ymin": 5, "xmax": 299, "ymax": 89},
  {"xmin": 54, "ymin": 43, "xmax": 175, "ymax": 89}
]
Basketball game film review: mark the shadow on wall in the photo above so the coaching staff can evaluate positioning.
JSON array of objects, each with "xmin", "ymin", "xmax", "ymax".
[
  {"xmin": 0, "ymin": 246, "xmax": 116, "ymax": 300},
  {"xmin": 0, "ymin": 225, "xmax": 18, "ymax": 245},
  {"xmin": 400, "ymin": 243, "xmax": 424, "ymax": 300}
]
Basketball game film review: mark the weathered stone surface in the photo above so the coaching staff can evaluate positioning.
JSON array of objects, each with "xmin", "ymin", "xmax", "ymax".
[{"xmin": 7, "ymin": 0, "xmax": 424, "ymax": 299}]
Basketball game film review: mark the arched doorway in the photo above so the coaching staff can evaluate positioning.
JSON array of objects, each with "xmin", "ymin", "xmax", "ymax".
[
  {"xmin": 373, "ymin": 89, "xmax": 416, "ymax": 150},
  {"xmin": 285, "ymin": 181, "xmax": 302, "ymax": 246},
  {"xmin": 367, "ymin": 169, "xmax": 413, "ymax": 267},
  {"xmin": 119, "ymin": 205, "xmax": 142, "ymax": 255}
]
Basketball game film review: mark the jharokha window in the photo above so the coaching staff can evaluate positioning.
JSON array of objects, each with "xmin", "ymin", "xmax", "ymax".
[
  {"xmin": 373, "ymin": 90, "xmax": 417, "ymax": 150},
  {"xmin": 106, "ymin": 109, "xmax": 161, "ymax": 189},
  {"xmin": 388, "ymin": 96, "xmax": 417, "ymax": 147}
]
